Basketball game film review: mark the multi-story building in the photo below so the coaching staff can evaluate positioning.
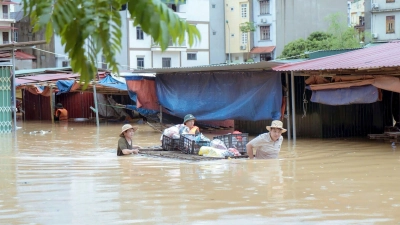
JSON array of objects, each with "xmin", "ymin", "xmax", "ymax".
[
  {"xmin": 0, "ymin": 0, "xmax": 17, "ymax": 45},
  {"xmin": 128, "ymin": 0, "xmax": 224, "ymax": 69},
  {"xmin": 224, "ymin": 0, "xmax": 252, "ymax": 63},
  {"xmin": 371, "ymin": 0, "xmax": 400, "ymax": 42},
  {"xmin": 349, "ymin": 0, "xmax": 366, "ymax": 42},
  {"xmin": 245, "ymin": 0, "xmax": 348, "ymax": 62}
]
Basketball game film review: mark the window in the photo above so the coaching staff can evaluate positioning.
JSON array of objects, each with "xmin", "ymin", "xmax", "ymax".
[
  {"xmin": 260, "ymin": 0, "xmax": 270, "ymax": 15},
  {"xmin": 187, "ymin": 53, "xmax": 197, "ymax": 60},
  {"xmin": 213, "ymin": 31, "xmax": 216, "ymax": 35},
  {"xmin": 386, "ymin": 16, "xmax": 395, "ymax": 33},
  {"xmin": 260, "ymin": 26, "xmax": 270, "ymax": 40},
  {"xmin": 241, "ymin": 4, "xmax": 247, "ymax": 18},
  {"xmin": 231, "ymin": 7, "xmax": 234, "ymax": 11},
  {"xmin": 212, "ymin": 4, "xmax": 216, "ymax": 8},
  {"xmin": 260, "ymin": 53, "xmax": 272, "ymax": 61},
  {"xmin": 137, "ymin": 57, "xmax": 144, "ymax": 69},
  {"xmin": 62, "ymin": 61, "xmax": 69, "ymax": 67},
  {"xmin": 241, "ymin": 33, "xmax": 247, "ymax": 44},
  {"xmin": 101, "ymin": 55, "xmax": 107, "ymax": 69},
  {"xmin": 162, "ymin": 58, "xmax": 171, "ymax": 68},
  {"xmin": 387, "ymin": 0, "xmax": 395, "ymax": 2},
  {"xmin": 136, "ymin": 27, "xmax": 144, "ymax": 40}
]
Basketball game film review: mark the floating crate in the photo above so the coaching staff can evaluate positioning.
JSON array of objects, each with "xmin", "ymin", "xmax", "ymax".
[
  {"xmin": 162, "ymin": 135, "xmax": 180, "ymax": 151},
  {"xmin": 213, "ymin": 133, "xmax": 249, "ymax": 153},
  {"xmin": 179, "ymin": 134, "xmax": 210, "ymax": 154}
]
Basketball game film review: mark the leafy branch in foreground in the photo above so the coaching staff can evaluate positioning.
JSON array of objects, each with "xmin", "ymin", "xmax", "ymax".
[{"xmin": 23, "ymin": 0, "xmax": 201, "ymax": 88}]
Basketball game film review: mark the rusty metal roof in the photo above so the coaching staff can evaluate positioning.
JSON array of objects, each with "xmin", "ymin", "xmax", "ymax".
[
  {"xmin": 250, "ymin": 46, "xmax": 276, "ymax": 54},
  {"xmin": 273, "ymin": 41, "xmax": 400, "ymax": 72}
]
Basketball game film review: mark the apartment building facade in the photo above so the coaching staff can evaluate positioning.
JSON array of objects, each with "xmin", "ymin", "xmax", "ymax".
[
  {"xmin": 371, "ymin": 0, "xmax": 400, "ymax": 42},
  {"xmin": 129, "ymin": 0, "xmax": 224, "ymax": 69},
  {"xmin": 0, "ymin": 0, "xmax": 16, "ymax": 45}
]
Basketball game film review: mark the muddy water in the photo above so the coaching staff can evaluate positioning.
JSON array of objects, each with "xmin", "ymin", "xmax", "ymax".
[{"xmin": 1, "ymin": 121, "xmax": 400, "ymax": 224}]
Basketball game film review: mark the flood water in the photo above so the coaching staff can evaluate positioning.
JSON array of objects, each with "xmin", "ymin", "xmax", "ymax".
[{"xmin": 1, "ymin": 121, "xmax": 400, "ymax": 224}]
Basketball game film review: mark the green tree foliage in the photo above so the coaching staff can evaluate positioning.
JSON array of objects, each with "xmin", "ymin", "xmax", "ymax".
[
  {"xmin": 22, "ymin": 0, "xmax": 201, "ymax": 87},
  {"xmin": 279, "ymin": 13, "xmax": 361, "ymax": 59}
]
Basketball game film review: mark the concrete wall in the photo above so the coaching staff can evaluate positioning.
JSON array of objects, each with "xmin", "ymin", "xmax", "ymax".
[
  {"xmin": 129, "ymin": 50, "xmax": 152, "ymax": 69},
  {"xmin": 152, "ymin": 51, "xmax": 181, "ymax": 68},
  {"xmin": 15, "ymin": 59, "xmax": 33, "ymax": 70},
  {"xmin": 209, "ymin": 0, "xmax": 226, "ymax": 64},
  {"xmin": 371, "ymin": 0, "xmax": 400, "ymax": 42},
  {"xmin": 180, "ymin": 51, "xmax": 209, "ymax": 66},
  {"xmin": 224, "ymin": 0, "xmax": 251, "ymax": 55},
  {"xmin": 14, "ymin": 16, "xmax": 56, "ymax": 68},
  {"xmin": 275, "ymin": 0, "xmax": 348, "ymax": 58}
]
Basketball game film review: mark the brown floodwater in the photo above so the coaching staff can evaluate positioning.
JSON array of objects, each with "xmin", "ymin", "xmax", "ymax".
[{"xmin": 1, "ymin": 121, "xmax": 400, "ymax": 224}]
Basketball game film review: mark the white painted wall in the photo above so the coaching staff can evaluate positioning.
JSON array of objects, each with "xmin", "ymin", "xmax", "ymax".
[
  {"xmin": 153, "ymin": 51, "xmax": 181, "ymax": 68},
  {"xmin": 187, "ymin": 23, "xmax": 209, "ymax": 49},
  {"xmin": 128, "ymin": 20, "xmax": 152, "ymax": 49},
  {"xmin": 372, "ymin": 0, "xmax": 400, "ymax": 10},
  {"xmin": 129, "ymin": 50, "xmax": 152, "ymax": 69},
  {"xmin": 181, "ymin": 51, "xmax": 209, "ymax": 66},
  {"xmin": 186, "ymin": 0, "xmax": 210, "ymax": 22},
  {"xmin": 15, "ymin": 59, "xmax": 33, "ymax": 70}
]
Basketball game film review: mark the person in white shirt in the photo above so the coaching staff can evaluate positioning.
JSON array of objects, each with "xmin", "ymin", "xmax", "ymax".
[{"xmin": 246, "ymin": 120, "xmax": 286, "ymax": 159}]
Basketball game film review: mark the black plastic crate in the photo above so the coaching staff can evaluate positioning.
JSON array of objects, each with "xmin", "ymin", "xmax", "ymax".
[
  {"xmin": 213, "ymin": 133, "xmax": 249, "ymax": 153},
  {"xmin": 162, "ymin": 135, "xmax": 180, "ymax": 151},
  {"xmin": 179, "ymin": 134, "xmax": 210, "ymax": 154}
]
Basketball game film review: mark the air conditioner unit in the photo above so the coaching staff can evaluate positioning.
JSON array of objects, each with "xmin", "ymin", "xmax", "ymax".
[
  {"xmin": 260, "ymin": 18, "xmax": 267, "ymax": 23},
  {"xmin": 372, "ymin": 3, "xmax": 379, "ymax": 9},
  {"xmin": 372, "ymin": 33, "xmax": 378, "ymax": 39},
  {"xmin": 240, "ymin": 45, "xmax": 246, "ymax": 50}
]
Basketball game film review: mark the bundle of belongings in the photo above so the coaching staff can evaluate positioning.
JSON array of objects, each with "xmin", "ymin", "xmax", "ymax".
[
  {"xmin": 160, "ymin": 124, "xmax": 211, "ymax": 144},
  {"xmin": 198, "ymin": 139, "xmax": 242, "ymax": 158}
]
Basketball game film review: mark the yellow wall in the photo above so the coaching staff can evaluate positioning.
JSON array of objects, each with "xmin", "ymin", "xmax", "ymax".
[{"xmin": 225, "ymin": 0, "xmax": 251, "ymax": 54}]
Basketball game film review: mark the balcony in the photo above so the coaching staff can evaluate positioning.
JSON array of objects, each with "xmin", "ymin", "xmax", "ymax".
[
  {"xmin": 151, "ymin": 39, "xmax": 186, "ymax": 51},
  {"xmin": 0, "ymin": 13, "xmax": 15, "ymax": 22}
]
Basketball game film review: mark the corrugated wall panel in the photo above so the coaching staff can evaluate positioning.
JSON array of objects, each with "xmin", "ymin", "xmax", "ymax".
[{"xmin": 55, "ymin": 92, "xmax": 95, "ymax": 119}]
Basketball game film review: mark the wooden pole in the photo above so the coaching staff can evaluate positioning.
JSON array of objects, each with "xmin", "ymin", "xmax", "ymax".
[
  {"xmin": 93, "ymin": 82, "xmax": 100, "ymax": 127},
  {"xmin": 291, "ymin": 71, "xmax": 296, "ymax": 142},
  {"xmin": 285, "ymin": 72, "xmax": 291, "ymax": 141}
]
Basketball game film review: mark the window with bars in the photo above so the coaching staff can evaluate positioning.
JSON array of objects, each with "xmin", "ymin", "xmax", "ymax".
[
  {"xmin": 241, "ymin": 33, "xmax": 247, "ymax": 45},
  {"xmin": 260, "ymin": 0, "xmax": 270, "ymax": 15},
  {"xmin": 136, "ymin": 27, "xmax": 144, "ymax": 40},
  {"xmin": 241, "ymin": 4, "xmax": 247, "ymax": 18},
  {"xmin": 137, "ymin": 57, "xmax": 144, "ymax": 69},
  {"xmin": 187, "ymin": 53, "xmax": 197, "ymax": 60},
  {"xmin": 260, "ymin": 26, "xmax": 270, "ymax": 40},
  {"xmin": 162, "ymin": 58, "xmax": 171, "ymax": 68},
  {"xmin": 386, "ymin": 16, "xmax": 395, "ymax": 33}
]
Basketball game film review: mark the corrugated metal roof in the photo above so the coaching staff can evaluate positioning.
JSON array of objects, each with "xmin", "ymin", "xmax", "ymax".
[
  {"xmin": 273, "ymin": 42, "xmax": 400, "ymax": 71},
  {"xmin": 16, "ymin": 67, "xmax": 72, "ymax": 75},
  {"xmin": 17, "ymin": 73, "xmax": 79, "ymax": 83},
  {"xmin": 135, "ymin": 61, "xmax": 284, "ymax": 73}
]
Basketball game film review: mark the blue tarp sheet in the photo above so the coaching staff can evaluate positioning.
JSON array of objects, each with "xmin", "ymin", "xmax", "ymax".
[
  {"xmin": 56, "ymin": 80, "xmax": 75, "ymax": 95},
  {"xmin": 98, "ymin": 75, "xmax": 127, "ymax": 91},
  {"xmin": 155, "ymin": 72, "xmax": 282, "ymax": 121},
  {"xmin": 310, "ymin": 85, "xmax": 380, "ymax": 105}
]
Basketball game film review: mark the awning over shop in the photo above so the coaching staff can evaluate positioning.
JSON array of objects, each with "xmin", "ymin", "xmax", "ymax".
[{"xmin": 250, "ymin": 46, "xmax": 276, "ymax": 54}]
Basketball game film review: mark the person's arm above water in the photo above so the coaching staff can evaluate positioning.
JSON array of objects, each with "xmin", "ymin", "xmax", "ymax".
[
  {"xmin": 118, "ymin": 138, "xmax": 139, "ymax": 155},
  {"xmin": 246, "ymin": 143, "xmax": 254, "ymax": 159}
]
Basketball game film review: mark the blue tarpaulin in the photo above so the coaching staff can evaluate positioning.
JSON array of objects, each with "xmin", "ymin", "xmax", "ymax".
[
  {"xmin": 98, "ymin": 75, "xmax": 127, "ymax": 91},
  {"xmin": 56, "ymin": 80, "xmax": 75, "ymax": 95},
  {"xmin": 310, "ymin": 85, "xmax": 380, "ymax": 105},
  {"xmin": 155, "ymin": 72, "xmax": 282, "ymax": 121}
]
